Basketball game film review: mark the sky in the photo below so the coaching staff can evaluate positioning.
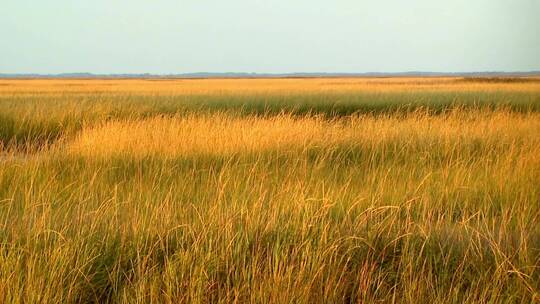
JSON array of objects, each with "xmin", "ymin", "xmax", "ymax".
[{"xmin": 2, "ymin": 0, "xmax": 539, "ymax": 74}]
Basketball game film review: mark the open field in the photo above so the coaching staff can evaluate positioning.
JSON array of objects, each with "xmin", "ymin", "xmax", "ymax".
[{"xmin": 1, "ymin": 78, "xmax": 540, "ymax": 303}]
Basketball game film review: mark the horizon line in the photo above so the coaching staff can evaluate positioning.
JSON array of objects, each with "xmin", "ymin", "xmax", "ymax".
[{"xmin": 1, "ymin": 71, "xmax": 540, "ymax": 79}]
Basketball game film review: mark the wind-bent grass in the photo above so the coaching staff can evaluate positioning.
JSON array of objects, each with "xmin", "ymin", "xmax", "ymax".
[{"xmin": 1, "ymin": 78, "xmax": 539, "ymax": 303}]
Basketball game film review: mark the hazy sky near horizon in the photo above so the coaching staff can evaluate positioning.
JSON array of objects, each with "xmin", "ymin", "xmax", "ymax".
[{"xmin": 2, "ymin": 0, "xmax": 539, "ymax": 74}]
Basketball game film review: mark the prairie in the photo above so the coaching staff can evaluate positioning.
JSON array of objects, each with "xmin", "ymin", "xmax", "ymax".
[{"xmin": 0, "ymin": 78, "xmax": 539, "ymax": 303}]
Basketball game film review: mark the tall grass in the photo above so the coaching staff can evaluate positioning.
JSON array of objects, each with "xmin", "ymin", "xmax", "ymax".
[{"xmin": 0, "ymin": 78, "xmax": 539, "ymax": 303}]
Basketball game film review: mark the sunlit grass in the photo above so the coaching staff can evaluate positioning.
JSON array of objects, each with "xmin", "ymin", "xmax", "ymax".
[{"xmin": 1, "ymin": 78, "xmax": 539, "ymax": 303}]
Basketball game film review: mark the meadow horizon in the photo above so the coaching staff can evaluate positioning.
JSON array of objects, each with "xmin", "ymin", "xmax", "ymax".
[{"xmin": 2, "ymin": 0, "xmax": 540, "ymax": 302}]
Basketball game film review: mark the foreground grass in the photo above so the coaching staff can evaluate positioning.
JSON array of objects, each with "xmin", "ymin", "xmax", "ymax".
[{"xmin": 0, "ymin": 78, "xmax": 539, "ymax": 303}]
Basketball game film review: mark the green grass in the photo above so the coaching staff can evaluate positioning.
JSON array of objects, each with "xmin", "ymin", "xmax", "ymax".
[{"xmin": 1, "ymin": 88, "xmax": 539, "ymax": 303}]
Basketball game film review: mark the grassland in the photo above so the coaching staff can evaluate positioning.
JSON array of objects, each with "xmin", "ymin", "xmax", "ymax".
[{"xmin": 1, "ymin": 78, "xmax": 539, "ymax": 303}]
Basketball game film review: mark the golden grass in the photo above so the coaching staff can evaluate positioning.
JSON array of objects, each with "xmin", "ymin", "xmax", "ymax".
[
  {"xmin": 66, "ymin": 114, "xmax": 334, "ymax": 157},
  {"xmin": 1, "ymin": 77, "xmax": 540, "ymax": 96},
  {"xmin": 65, "ymin": 110, "xmax": 540, "ymax": 159},
  {"xmin": 1, "ymin": 78, "xmax": 540, "ymax": 303}
]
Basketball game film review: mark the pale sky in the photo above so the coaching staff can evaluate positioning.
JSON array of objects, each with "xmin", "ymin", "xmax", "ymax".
[{"xmin": 2, "ymin": 0, "xmax": 539, "ymax": 74}]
